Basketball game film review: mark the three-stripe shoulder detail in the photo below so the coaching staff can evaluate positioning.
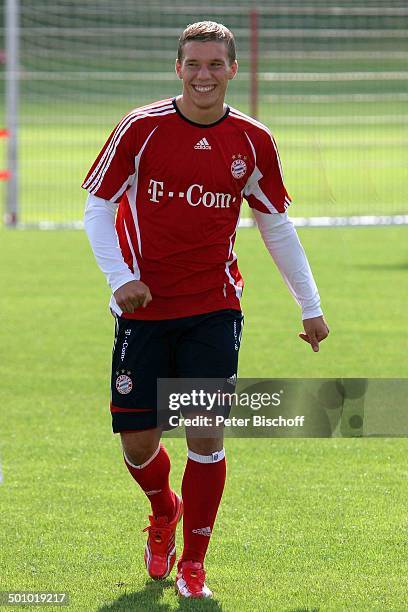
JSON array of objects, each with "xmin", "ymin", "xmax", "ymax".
[
  {"xmin": 83, "ymin": 102, "xmax": 176, "ymax": 192},
  {"xmin": 229, "ymin": 108, "xmax": 272, "ymax": 137}
]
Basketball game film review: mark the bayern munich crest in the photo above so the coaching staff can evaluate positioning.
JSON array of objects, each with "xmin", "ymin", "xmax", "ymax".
[
  {"xmin": 116, "ymin": 374, "xmax": 133, "ymax": 395},
  {"xmin": 231, "ymin": 155, "xmax": 247, "ymax": 179}
]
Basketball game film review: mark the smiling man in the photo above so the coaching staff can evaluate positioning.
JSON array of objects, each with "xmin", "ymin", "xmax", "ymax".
[
  {"xmin": 175, "ymin": 35, "xmax": 237, "ymax": 123},
  {"xmin": 82, "ymin": 21, "xmax": 329, "ymax": 599}
]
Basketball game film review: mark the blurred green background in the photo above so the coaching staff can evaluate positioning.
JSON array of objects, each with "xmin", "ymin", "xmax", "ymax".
[{"xmin": 1, "ymin": 0, "xmax": 407, "ymax": 223}]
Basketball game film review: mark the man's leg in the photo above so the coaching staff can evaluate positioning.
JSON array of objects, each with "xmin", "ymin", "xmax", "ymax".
[
  {"xmin": 181, "ymin": 432, "xmax": 226, "ymax": 564},
  {"xmin": 110, "ymin": 315, "xmax": 182, "ymax": 579},
  {"xmin": 174, "ymin": 428, "xmax": 226, "ymax": 598},
  {"xmin": 120, "ymin": 429, "xmax": 182, "ymax": 580},
  {"xmin": 121, "ymin": 429, "xmax": 176, "ymax": 521},
  {"xmin": 174, "ymin": 309, "xmax": 243, "ymax": 597}
]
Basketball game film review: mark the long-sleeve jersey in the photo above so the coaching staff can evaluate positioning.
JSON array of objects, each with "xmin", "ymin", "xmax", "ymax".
[{"xmin": 82, "ymin": 97, "xmax": 321, "ymax": 320}]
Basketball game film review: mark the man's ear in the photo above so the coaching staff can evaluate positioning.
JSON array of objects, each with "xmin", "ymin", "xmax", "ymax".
[
  {"xmin": 228, "ymin": 60, "xmax": 238, "ymax": 80},
  {"xmin": 175, "ymin": 59, "xmax": 182, "ymax": 79}
]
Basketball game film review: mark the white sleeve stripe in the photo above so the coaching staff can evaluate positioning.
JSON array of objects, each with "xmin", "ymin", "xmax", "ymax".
[
  {"xmin": 123, "ymin": 218, "xmax": 140, "ymax": 280},
  {"xmin": 88, "ymin": 110, "xmax": 174, "ymax": 195},
  {"xmin": 224, "ymin": 212, "xmax": 243, "ymax": 299},
  {"xmin": 268, "ymin": 133, "xmax": 285, "ymax": 180},
  {"xmin": 236, "ymin": 117, "xmax": 286, "ymax": 186},
  {"xmin": 83, "ymin": 106, "xmax": 174, "ymax": 192},
  {"xmin": 244, "ymin": 161, "xmax": 281, "ymax": 214},
  {"xmin": 229, "ymin": 109, "xmax": 271, "ymax": 136},
  {"xmin": 110, "ymin": 172, "xmax": 136, "ymax": 204},
  {"xmin": 131, "ymin": 98, "xmax": 173, "ymax": 113},
  {"xmin": 244, "ymin": 131, "xmax": 257, "ymax": 164},
  {"xmin": 124, "ymin": 126, "xmax": 158, "ymax": 258},
  {"xmin": 86, "ymin": 108, "xmax": 175, "ymax": 194},
  {"xmin": 249, "ymin": 178, "xmax": 280, "ymax": 213},
  {"xmin": 82, "ymin": 102, "xmax": 173, "ymax": 190},
  {"xmin": 225, "ymin": 252, "xmax": 243, "ymax": 300}
]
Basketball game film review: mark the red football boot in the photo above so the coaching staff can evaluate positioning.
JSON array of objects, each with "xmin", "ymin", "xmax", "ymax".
[
  {"xmin": 143, "ymin": 494, "xmax": 183, "ymax": 580},
  {"xmin": 175, "ymin": 560, "xmax": 213, "ymax": 598}
]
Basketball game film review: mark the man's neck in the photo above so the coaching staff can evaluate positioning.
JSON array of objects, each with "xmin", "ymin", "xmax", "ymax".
[{"xmin": 175, "ymin": 96, "xmax": 226, "ymax": 125}]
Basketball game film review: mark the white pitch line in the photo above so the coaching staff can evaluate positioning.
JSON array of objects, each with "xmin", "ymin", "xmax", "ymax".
[
  {"xmin": 260, "ymin": 72, "xmax": 408, "ymax": 81},
  {"xmin": 281, "ymin": 139, "xmax": 408, "ymax": 148},
  {"xmin": 264, "ymin": 93, "xmax": 408, "ymax": 103},
  {"xmin": 17, "ymin": 216, "xmax": 408, "ymax": 231},
  {"xmin": 292, "ymin": 215, "xmax": 408, "ymax": 227},
  {"xmin": 270, "ymin": 115, "xmax": 408, "ymax": 125},
  {"xmin": 239, "ymin": 215, "xmax": 408, "ymax": 228}
]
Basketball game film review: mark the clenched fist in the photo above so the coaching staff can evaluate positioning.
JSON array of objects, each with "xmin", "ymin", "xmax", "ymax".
[{"xmin": 113, "ymin": 280, "xmax": 152, "ymax": 313}]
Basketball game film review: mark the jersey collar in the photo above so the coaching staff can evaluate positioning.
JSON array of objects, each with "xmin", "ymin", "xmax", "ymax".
[{"xmin": 172, "ymin": 98, "xmax": 230, "ymax": 128}]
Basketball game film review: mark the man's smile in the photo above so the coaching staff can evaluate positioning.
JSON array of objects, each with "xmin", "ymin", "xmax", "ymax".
[{"xmin": 191, "ymin": 84, "xmax": 217, "ymax": 93}]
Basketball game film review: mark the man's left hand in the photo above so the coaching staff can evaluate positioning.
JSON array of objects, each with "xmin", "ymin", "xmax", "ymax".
[{"xmin": 299, "ymin": 316, "xmax": 329, "ymax": 352}]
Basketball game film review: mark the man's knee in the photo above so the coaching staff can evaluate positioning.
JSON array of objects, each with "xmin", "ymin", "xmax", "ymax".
[
  {"xmin": 120, "ymin": 428, "xmax": 162, "ymax": 466},
  {"xmin": 186, "ymin": 435, "xmax": 224, "ymax": 456}
]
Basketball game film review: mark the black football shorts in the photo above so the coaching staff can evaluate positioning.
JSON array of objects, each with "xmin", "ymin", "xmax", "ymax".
[{"xmin": 110, "ymin": 308, "xmax": 244, "ymax": 433}]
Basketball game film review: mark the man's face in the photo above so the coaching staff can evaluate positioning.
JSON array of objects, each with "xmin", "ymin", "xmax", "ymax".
[{"xmin": 175, "ymin": 41, "xmax": 238, "ymax": 112}]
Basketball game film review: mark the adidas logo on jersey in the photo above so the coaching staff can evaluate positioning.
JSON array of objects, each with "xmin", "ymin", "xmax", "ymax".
[
  {"xmin": 192, "ymin": 526, "xmax": 212, "ymax": 536},
  {"xmin": 194, "ymin": 138, "xmax": 211, "ymax": 150}
]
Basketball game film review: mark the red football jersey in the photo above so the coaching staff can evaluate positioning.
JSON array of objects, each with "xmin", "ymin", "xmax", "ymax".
[{"xmin": 82, "ymin": 98, "xmax": 291, "ymax": 320}]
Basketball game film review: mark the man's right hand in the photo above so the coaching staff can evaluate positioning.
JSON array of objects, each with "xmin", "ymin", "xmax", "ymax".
[{"xmin": 113, "ymin": 280, "xmax": 152, "ymax": 313}]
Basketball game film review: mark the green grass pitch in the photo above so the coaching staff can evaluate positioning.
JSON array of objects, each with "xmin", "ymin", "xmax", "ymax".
[{"xmin": 1, "ymin": 226, "xmax": 408, "ymax": 610}]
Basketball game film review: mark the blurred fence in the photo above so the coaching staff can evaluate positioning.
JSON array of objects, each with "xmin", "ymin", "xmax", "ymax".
[{"xmin": 1, "ymin": 0, "xmax": 408, "ymax": 226}]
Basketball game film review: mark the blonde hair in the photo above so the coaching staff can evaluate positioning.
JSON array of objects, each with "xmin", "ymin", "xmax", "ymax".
[{"xmin": 177, "ymin": 21, "xmax": 236, "ymax": 65}]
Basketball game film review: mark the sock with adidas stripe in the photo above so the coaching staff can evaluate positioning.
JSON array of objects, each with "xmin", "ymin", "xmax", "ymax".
[
  {"xmin": 180, "ymin": 448, "xmax": 226, "ymax": 565},
  {"xmin": 123, "ymin": 443, "xmax": 176, "ymax": 520}
]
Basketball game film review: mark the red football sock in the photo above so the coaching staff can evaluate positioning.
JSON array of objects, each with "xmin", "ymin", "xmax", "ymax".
[
  {"xmin": 124, "ymin": 443, "xmax": 176, "ymax": 520},
  {"xmin": 180, "ymin": 448, "xmax": 226, "ymax": 565}
]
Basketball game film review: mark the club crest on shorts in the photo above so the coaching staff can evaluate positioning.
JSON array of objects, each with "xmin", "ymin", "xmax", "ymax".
[
  {"xmin": 116, "ymin": 374, "xmax": 133, "ymax": 394},
  {"xmin": 231, "ymin": 154, "xmax": 247, "ymax": 179}
]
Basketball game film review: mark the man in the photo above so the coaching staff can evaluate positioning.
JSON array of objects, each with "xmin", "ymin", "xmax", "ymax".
[{"xmin": 83, "ymin": 21, "xmax": 329, "ymax": 599}]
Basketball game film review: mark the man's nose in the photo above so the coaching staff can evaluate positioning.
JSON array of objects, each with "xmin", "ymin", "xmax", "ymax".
[{"xmin": 196, "ymin": 65, "xmax": 211, "ymax": 80}]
